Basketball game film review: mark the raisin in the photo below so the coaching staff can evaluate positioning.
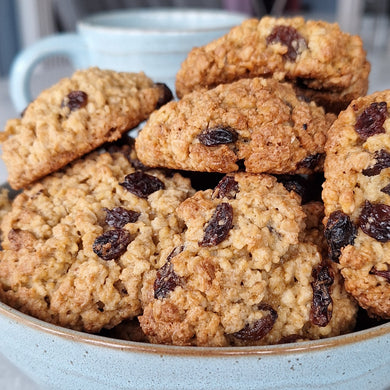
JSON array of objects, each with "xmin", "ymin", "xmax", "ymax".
[
  {"xmin": 310, "ymin": 263, "xmax": 334, "ymax": 327},
  {"xmin": 199, "ymin": 203, "xmax": 233, "ymax": 247},
  {"xmin": 120, "ymin": 172, "xmax": 165, "ymax": 198},
  {"xmin": 324, "ymin": 210, "xmax": 357, "ymax": 262},
  {"xmin": 381, "ymin": 183, "xmax": 390, "ymax": 195},
  {"xmin": 104, "ymin": 207, "xmax": 140, "ymax": 228},
  {"xmin": 369, "ymin": 264, "xmax": 390, "ymax": 283},
  {"xmin": 212, "ymin": 175, "xmax": 239, "ymax": 199},
  {"xmin": 297, "ymin": 153, "xmax": 323, "ymax": 170},
  {"xmin": 154, "ymin": 247, "xmax": 184, "ymax": 299},
  {"xmin": 93, "ymin": 229, "xmax": 132, "ymax": 260},
  {"xmin": 198, "ymin": 126, "xmax": 238, "ymax": 146},
  {"xmin": 232, "ymin": 304, "xmax": 278, "ymax": 341},
  {"xmin": 355, "ymin": 102, "xmax": 387, "ymax": 140},
  {"xmin": 358, "ymin": 201, "xmax": 390, "ymax": 242},
  {"xmin": 266, "ymin": 25, "xmax": 307, "ymax": 61},
  {"xmin": 62, "ymin": 90, "xmax": 88, "ymax": 111},
  {"xmin": 363, "ymin": 149, "xmax": 390, "ymax": 176},
  {"xmin": 155, "ymin": 83, "xmax": 173, "ymax": 108},
  {"xmin": 276, "ymin": 174, "xmax": 307, "ymax": 201}
]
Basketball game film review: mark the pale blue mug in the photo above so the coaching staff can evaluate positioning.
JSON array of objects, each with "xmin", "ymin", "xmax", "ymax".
[{"xmin": 9, "ymin": 8, "xmax": 248, "ymax": 112}]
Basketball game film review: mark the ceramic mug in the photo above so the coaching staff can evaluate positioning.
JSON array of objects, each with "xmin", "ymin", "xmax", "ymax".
[{"xmin": 9, "ymin": 8, "xmax": 248, "ymax": 112}]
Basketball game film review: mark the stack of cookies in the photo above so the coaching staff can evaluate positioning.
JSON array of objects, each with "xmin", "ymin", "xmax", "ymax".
[{"xmin": 0, "ymin": 16, "xmax": 388, "ymax": 347}]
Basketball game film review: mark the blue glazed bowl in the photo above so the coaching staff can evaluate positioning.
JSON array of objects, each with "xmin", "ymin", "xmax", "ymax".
[{"xmin": 0, "ymin": 300, "xmax": 388, "ymax": 390}]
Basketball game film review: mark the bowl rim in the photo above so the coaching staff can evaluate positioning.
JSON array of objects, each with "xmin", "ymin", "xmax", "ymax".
[
  {"xmin": 78, "ymin": 8, "xmax": 250, "ymax": 34},
  {"xmin": 1, "ymin": 300, "xmax": 389, "ymax": 357}
]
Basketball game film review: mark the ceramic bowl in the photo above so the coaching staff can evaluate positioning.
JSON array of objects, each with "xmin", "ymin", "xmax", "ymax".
[{"xmin": 0, "ymin": 300, "xmax": 388, "ymax": 390}]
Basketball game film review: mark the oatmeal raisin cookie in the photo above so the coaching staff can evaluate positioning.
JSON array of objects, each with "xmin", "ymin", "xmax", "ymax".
[
  {"xmin": 139, "ymin": 173, "xmax": 357, "ymax": 346},
  {"xmin": 136, "ymin": 77, "xmax": 335, "ymax": 175},
  {"xmin": 323, "ymin": 90, "xmax": 390, "ymax": 319},
  {"xmin": 1, "ymin": 67, "xmax": 172, "ymax": 189},
  {"xmin": 175, "ymin": 16, "xmax": 370, "ymax": 113},
  {"xmin": 0, "ymin": 143, "xmax": 194, "ymax": 332}
]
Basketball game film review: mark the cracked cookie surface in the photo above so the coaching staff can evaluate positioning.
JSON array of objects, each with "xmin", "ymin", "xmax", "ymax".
[
  {"xmin": 0, "ymin": 143, "xmax": 194, "ymax": 332},
  {"xmin": 136, "ymin": 77, "xmax": 335, "ymax": 175},
  {"xmin": 139, "ymin": 173, "xmax": 357, "ymax": 346},
  {"xmin": 175, "ymin": 16, "xmax": 370, "ymax": 113},
  {"xmin": 323, "ymin": 90, "xmax": 390, "ymax": 319},
  {"xmin": 1, "ymin": 67, "xmax": 172, "ymax": 189}
]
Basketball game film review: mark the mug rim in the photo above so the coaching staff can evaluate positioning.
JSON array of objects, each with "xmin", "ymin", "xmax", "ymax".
[
  {"xmin": 78, "ymin": 7, "xmax": 250, "ymax": 34},
  {"xmin": 1, "ymin": 299, "xmax": 389, "ymax": 357}
]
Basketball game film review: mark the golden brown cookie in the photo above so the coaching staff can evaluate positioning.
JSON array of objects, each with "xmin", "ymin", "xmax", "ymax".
[
  {"xmin": 139, "ymin": 173, "xmax": 357, "ymax": 346},
  {"xmin": 136, "ymin": 77, "xmax": 335, "ymax": 175},
  {"xmin": 0, "ymin": 188, "xmax": 11, "ymax": 226},
  {"xmin": 323, "ymin": 90, "xmax": 390, "ymax": 318},
  {"xmin": 175, "ymin": 16, "xmax": 370, "ymax": 113},
  {"xmin": 0, "ymin": 143, "xmax": 194, "ymax": 333},
  {"xmin": 0, "ymin": 67, "xmax": 172, "ymax": 190}
]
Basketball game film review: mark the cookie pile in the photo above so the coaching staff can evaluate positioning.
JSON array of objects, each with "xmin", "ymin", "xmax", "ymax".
[
  {"xmin": 0, "ymin": 67, "xmax": 172, "ymax": 190},
  {"xmin": 0, "ymin": 16, "xmax": 388, "ymax": 347}
]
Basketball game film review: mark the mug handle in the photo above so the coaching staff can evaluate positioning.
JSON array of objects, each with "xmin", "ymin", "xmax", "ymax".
[{"xmin": 9, "ymin": 33, "xmax": 87, "ymax": 112}]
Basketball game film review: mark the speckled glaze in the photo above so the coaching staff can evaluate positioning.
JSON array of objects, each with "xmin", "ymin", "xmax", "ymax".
[{"xmin": 0, "ymin": 301, "xmax": 388, "ymax": 390}]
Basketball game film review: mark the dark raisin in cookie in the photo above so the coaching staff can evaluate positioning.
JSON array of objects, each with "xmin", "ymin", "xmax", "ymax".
[
  {"xmin": 0, "ymin": 144, "xmax": 194, "ymax": 332},
  {"xmin": 139, "ymin": 173, "xmax": 356, "ymax": 346},
  {"xmin": 175, "ymin": 16, "xmax": 370, "ymax": 113},
  {"xmin": 323, "ymin": 90, "xmax": 390, "ymax": 318},
  {"xmin": 0, "ymin": 67, "xmax": 172, "ymax": 189},
  {"xmin": 136, "ymin": 77, "xmax": 335, "ymax": 175}
]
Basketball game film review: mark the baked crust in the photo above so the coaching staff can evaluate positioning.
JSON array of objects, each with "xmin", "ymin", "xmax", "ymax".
[
  {"xmin": 175, "ymin": 16, "xmax": 370, "ymax": 113},
  {"xmin": 136, "ymin": 77, "xmax": 335, "ymax": 175},
  {"xmin": 323, "ymin": 90, "xmax": 390, "ymax": 318},
  {"xmin": 1, "ymin": 67, "xmax": 170, "ymax": 189}
]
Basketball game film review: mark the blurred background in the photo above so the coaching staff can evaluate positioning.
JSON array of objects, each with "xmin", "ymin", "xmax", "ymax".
[{"xmin": 1, "ymin": 0, "xmax": 390, "ymax": 127}]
